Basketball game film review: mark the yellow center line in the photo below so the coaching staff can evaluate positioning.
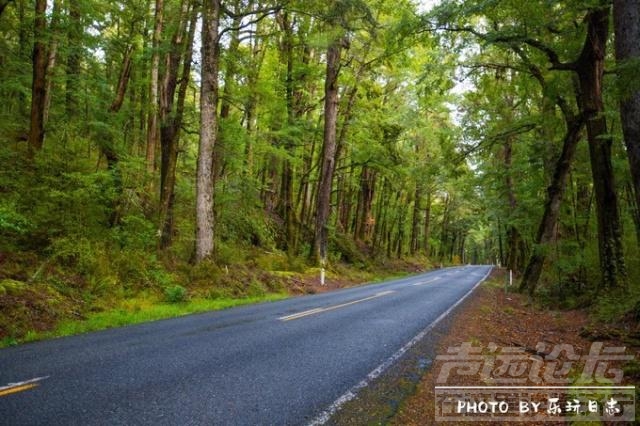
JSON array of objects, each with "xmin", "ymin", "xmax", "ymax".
[
  {"xmin": 0, "ymin": 376, "xmax": 49, "ymax": 398},
  {"xmin": 0, "ymin": 383, "xmax": 38, "ymax": 397},
  {"xmin": 279, "ymin": 290, "xmax": 396, "ymax": 321}
]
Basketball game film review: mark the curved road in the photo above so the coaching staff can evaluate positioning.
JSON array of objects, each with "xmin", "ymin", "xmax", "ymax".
[{"xmin": 0, "ymin": 265, "xmax": 491, "ymax": 425}]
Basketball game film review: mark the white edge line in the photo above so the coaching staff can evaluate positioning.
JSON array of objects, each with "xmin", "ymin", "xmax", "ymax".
[
  {"xmin": 307, "ymin": 267, "xmax": 493, "ymax": 426},
  {"xmin": 0, "ymin": 376, "xmax": 50, "ymax": 392}
]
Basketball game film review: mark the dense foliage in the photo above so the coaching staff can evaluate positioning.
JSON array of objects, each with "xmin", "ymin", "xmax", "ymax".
[{"xmin": 0, "ymin": 0, "xmax": 638, "ymax": 340}]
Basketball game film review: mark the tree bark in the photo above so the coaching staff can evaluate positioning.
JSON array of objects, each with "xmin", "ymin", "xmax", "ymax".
[
  {"xmin": 103, "ymin": 45, "xmax": 135, "ymax": 228},
  {"xmin": 424, "ymin": 190, "xmax": 432, "ymax": 256},
  {"xmin": 313, "ymin": 35, "xmax": 344, "ymax": 264},
  {"xmin": 503, "ymin": 135, "xmax": 526, "ymax": 273},
  {"xmin": 65, "ymin": 0, "xmax": 81, "ymax": 118},
  {"xmin": 520, "ymin": 114, "xmax": 585, "ymax": 294},
  {"xmin": 146, "ymin": 0, "xmax": 164, "ymax": 173},
  {"xmin": 576, "ymin": 7, "xmax": 627, "ymax": 290},
  {"xmin": 109, "ymin": 45, "xmax": 134, "ymax": 113},
  {"xmin": 212, "ymin": 9, "xmax": 242, "ymax": 183},
  {"xmin": 158, "ymin": 0, "xmax": 193, "ymax": 249},
  {"xmin": 410, "ymin": 182, "xmax": 421, "ymax": 255},
  {"xmin": 42, "ymin": 0, "xmax": 62, "ymax": 129},
  {"xmin": 276, "ymin": 10, "xmax": 297, "ymax": 255},
  {"xmin": 354, "ymin": 166, "xmax": 375, "ymax": 242},
  {"xmin": 242, "ymin": 18, "xmax": 267, "ymax": 178},
  {"xmin": 613, "ymin": 0, "xmax": 640, "ymax": 245},
  {"xmin": 28, "ymin": 0, "xmax": 48, "ymax": 155},
  {"xmin": 333, "ymin": 85, "xmax": 358, "ymax": 236},
  {"xmin": 195, "ymin": 0, "xmax": 220, "ymax": 262}
]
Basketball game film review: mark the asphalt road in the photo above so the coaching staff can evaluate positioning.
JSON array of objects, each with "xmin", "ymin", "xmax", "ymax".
[{"xmin": 0, "ymin": 265, "xmax": 492, "ymax": 425}]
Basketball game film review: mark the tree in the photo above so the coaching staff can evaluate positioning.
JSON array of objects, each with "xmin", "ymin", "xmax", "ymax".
[
  {"xmin": 434, "ymin": 0, "xmax": 628, "ymax": 290},
  {"xmin": 613, "ymin": 0, "xmax": 640, "ymax": 245},
  {"xmin": 574, "ymin": 6, "xmax": 627, "ymax": 290},
  {"xmin": 65, "ymin": 0, "xmax": 81, "ymax": 117},
  {"xmin": 312, "ymin": 0, "xmax": 376, "ymax": 265},
  {"xmin": 28, "ymin": 0, "xmax": 48, "ymax": 154},
  {"xmin": 515, "ymin": 49, "xmax": 585, "ymax": 294},
  {"xmin": 313, "ymin": 32, "xmax": 346, "ymax": 265},
  {"xmin": 146, "ymin": 0, "xmax": 164, "ymax": 173},
  {"xmin": 195, "ymin": 0, "xmax": 220, "ymax": 262},
  {"xmin": 158, "ymin": 0, "xmax": 196, "ymax": 249}
]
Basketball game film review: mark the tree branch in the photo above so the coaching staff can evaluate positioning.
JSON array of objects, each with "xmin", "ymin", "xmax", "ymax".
[
  {"xmin": 435, "ymin": 24, "xmax": 576, "ymax": 71},
  {"xmin": 219, "ymin": 8, "xmax": 279, "ymax": 39}
]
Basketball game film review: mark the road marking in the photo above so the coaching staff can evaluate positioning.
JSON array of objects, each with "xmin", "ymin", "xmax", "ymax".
[
  {"xmin": 411, "ymin": 277, "xmax": 441, "ymax": 286},
  {"xmin": 308, "ymin": 267, "xmax": 493, "ymax": 426},
  {"xmin": 0, "ymin": 376, "xmax": 49, "ymax": 398},
  {"xmin": 0, "ymin": 384, "xmax": 37, "ymax": 397},
  {"xmin": 279, "ymin": 291, "xmax": 396, "ymax": 321}
]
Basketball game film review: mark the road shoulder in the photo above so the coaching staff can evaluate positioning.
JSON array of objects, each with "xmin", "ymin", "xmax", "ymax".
[
  {"xmin": 329, "ymin": 269, "xmax": 639, "ymax": 425},
  {"xmin": 390, "ymin": 270, "xmax": 639, "ymax": 425}
]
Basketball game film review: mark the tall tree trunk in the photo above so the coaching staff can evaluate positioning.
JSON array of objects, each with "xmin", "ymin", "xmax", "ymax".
[
  {"xmin": 109, "ymin": 45, "xmax": 134, "ymax": 113},
  {"xmin": 512, "ymin": 47, "xmax": 586, "ymax": 293},
  {"xmin": 440, "ymin": 194, "xmax": 451, "ymax": 262},
  {"xmin": 424, "ymin": 190, "xmax": 432, "ymax": 256},
  {"xmin": 242, "ymin": 19, "xmax": 267, "ymax": 179},
  {"xmin": 158, "ymin": 0, "xmax": 194, "ymax": 249},
  {"xmin": 503, "ymin": 136, "xmax": 524, "ymax": 273},
  {"xmin": 42, "ymin": 0, "xmax": 62, "ymax": 129},
  {"xmin": 146, "ymin": 0, "xmax": 164, "ymax": 173},
  {"xmin": 28, "ymin": 0, "xmax": 48, "ymax": 155},
  {"xmin": 213, "ymin": 9, "xmax": 242, "ymax": 182},
  {"xmin": 354, "ymin": 166, "xmax": 375, "ymax": 242},
  {"xmin": 520, "ymin": 114, "xmax": 585, "ymax": 294},
  {"xmin": 338, "ymin": 162, "xmax": 355, "ymax": 234},
  {"xmin": 298, "ymin": 131, "xmax": 317, "ymax": 231},
  {"xmin": 65, "ymin": 0, "xmax": 81, "ymax": 118},
  {"xmin": 276, "ymin": 10, "xmax": 297, "ymax": 255},
  {"xmin": 393, "ymin": 190, "xmax": 404, "ymax": 258},
  {"xmin": 613, "ymin": 0, "xmax": 640, "ymax": 245},
  {"xmin": 576, "ymin": 7, "xmax": 627, "ymax": 290},
  {"xmin": 626, "ymin": 181, "xmax": 640, "ymax": 244},
  {"xmin": 410, "ymin": 182, "xmax": 421, "ymax": 255},
  {"xmin": 332, "ymin": 85, "xmax": 358, "ymax": 236},
  {"xmin": 313, "ymin": 35, "xmax": 344, "ymax": 264},
  {"xmin": 195, "ymin": 0, "xmax": 220, "ymax": 262},
  {"xmin": 104, "ymin": 45, "xmax": 134, "ymax": 228}
]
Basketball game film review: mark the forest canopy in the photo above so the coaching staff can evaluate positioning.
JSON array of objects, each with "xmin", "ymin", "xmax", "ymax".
[{"xmin": 1, "ymin": 0, "xmax": 639, "ymax": 340}]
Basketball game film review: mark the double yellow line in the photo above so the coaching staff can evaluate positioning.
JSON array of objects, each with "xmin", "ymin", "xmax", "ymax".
[{"xmin": 0, "ymin": 376, "xmax": 48, "ymax": 398}]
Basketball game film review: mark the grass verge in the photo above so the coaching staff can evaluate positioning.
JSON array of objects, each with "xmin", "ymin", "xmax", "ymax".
[{"xmin": 3, "ymin": 293, "xmax": 288, "ymax": 348}]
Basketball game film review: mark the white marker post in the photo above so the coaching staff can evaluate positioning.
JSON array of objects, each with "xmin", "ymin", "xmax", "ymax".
[{"xmin": 320, "ymin": 260, "xmax": 326, "ymax": 286}]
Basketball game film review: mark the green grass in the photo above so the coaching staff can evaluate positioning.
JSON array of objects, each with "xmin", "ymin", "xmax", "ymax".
[{"xmin": 11, "ymin": 293, "xmax": 288, "ymax": 347}]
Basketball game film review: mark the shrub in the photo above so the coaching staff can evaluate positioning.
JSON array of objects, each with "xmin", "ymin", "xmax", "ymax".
[
  {"xmin": 164, "ymin": 285, "xmax": 187, "ymax": 303},
  {"xmin": 111, "ymin": 215, "xmax": 156, "ymax": 251},
  {"xmin": 0, "ymin": 203, "xmax": 31, "ymax": 237}
]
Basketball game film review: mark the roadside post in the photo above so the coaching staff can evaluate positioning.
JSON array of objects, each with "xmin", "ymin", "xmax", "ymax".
[{"xmin": 505, "ymin": 269, "xmax": 512, "ymax": 294}]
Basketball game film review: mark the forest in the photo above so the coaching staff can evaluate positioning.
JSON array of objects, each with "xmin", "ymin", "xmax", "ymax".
[{"xmin": 0, "ymin": 0, "xmax": 639, "ymax": 343}]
